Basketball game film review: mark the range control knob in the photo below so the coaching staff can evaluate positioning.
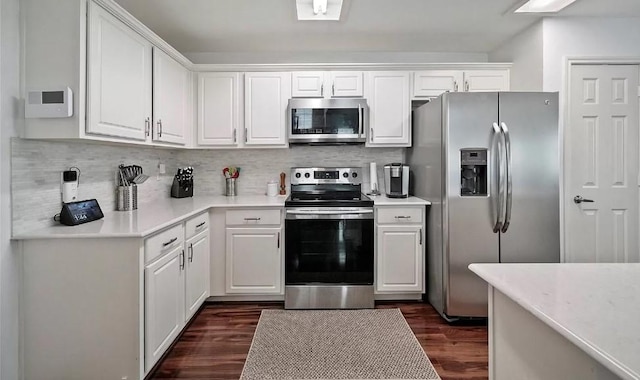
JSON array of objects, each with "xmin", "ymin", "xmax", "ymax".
[
  {"xmin": 343, "ymin": 172, "xmax": 349, "ymax": 178},
  {"xmin": 304, "ymin": 173, "xmax": 311, "ymax": 178},
  {"xmin": 352, "ymin": 172, "xmax": 358, "ymax": 178},
  {"xmin": 295, "ymin": 173, "xmax": 301, "ymax": 178}
]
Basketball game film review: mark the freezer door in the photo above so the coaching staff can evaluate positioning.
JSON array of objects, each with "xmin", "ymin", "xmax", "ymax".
[
  {"xmin": 498, "ymin": 92, "xmax": 560, "ymax": 263},
  {"xmin": 445, "ymin": 92, "xmax": 500, "ymax": 318}
]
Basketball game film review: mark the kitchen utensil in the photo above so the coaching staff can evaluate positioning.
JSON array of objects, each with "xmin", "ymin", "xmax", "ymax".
[
  {"xmin": 131, "ymin": 165, "xmax": 149, "ymax": 184},
  {"xmin": 279, "ymin": 172, "xmax": 286, "ymax": 195}
]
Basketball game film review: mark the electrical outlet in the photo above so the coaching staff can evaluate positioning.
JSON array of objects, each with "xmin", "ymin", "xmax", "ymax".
[{"xmin": 158, "ymin": 163, "xmax": 166, "ymax": 174}]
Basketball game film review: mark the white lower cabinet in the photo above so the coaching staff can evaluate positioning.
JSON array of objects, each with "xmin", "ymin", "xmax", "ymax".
[
  {"xmin": 143, "ymin": 212, "xmax": 209, "ymax": 373},
  {"xmin": 185, "ymin": 229, "xmax": 210, "ymax": 320},
  {"xmin": 144, "ymin": 243, "xmax": 185, "ymax": 372},
  {"xmin": 225, "ymin": 227, "xmax": 282, "ymax": 294},
  {"xmin": 375, "ymin": 206, "xmax": 425, "ymax": 293}
]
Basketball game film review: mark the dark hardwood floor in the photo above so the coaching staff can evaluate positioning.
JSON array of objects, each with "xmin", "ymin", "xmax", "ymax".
[{"xmin": 150, "ymin": 302, "xmax": 488, "ymax": 380}]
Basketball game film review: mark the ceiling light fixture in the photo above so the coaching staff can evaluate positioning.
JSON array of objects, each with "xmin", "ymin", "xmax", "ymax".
[
  {"xmin": 313, "ymin": 0, "xmax": 327, "ymax": 15},
  {"xmin": 514, "ymin": 0, "xmax": 578, "ymax": 13},
  {"xmin": 296, "ymin": 0, "xmax": 343, "ymax": 21}
]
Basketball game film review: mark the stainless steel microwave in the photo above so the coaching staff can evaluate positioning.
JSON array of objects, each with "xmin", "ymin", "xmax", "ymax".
[{"xmin": 288, "ymin": 98, "xmax": 368, "ymax": 144}]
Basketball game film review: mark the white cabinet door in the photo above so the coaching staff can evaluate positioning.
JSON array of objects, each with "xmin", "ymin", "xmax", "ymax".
[
  {"xmin": 225, "ymin": 227, "xmax": 282, "ymax": 294},
  {"xmin": 198, "ymin": 72, "xmax": 241, "ymax": 146},
  {"xmin": 152, "ymin": 48, "xmax": 189, "ymax": 145},
  {"xmin": 330, "ymin": 71, "xmax": 364, "ymax": 97},
  {"xmin": 185, "ymin": 230, "xmax": 210, "ymax": 321},
  {"xmin": 244, "ymin": 72, "xmax": 291, "ymax": 146},
  {"xmin": 144, "ymin": 245, "xmax": 185, "ymax": 372},
  {"xmin": 87, "ymin": 2, "xmax": 152, "ymax": 141},
  {"xmin": 376, "ymin": 225, "xmax": 423, "ymax": 292},
  {"xmin": 413, "ymin": 70, "xmax": 463, "ymax": 97},
  {"xmin": 366, "ymin": 71, "xmax": 411, "ymax": 147},
  {"xmin": 291, "ymin": 71, "xmax": 326, "ymax": 98},
  {"xmin": 463, "ymin": 69, "xmax": 510, "ymax": 92}
]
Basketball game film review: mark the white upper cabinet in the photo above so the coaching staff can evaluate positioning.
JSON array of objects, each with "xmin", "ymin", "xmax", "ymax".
[
  {"xmin": 152, "ymin": 48, "xmax": 189, "ymax": 145},
  {"xmin": 413, "ymin": 69, "xmax": 510, "ymax": 98},
  {"xmin": 197, "ymin": 72, "xmax": 241, "ymax": 146},
  {"xmin": 87, "ymin": 2, "xmax": 152, "ymax": 141},
  {"xmin": 365, "ymin": 71, "xmax": 411, "ymax": 147},
  {"xmin": 463, "ymin": 69, "xmax": 510, "ymax": 92},
  {"xmin": 292, "ymin": 71, "xmax": 363, "ymax": 98},
  {"xmin": 244, "ymin": 72, "xmax": 291, "ymax": 146}
]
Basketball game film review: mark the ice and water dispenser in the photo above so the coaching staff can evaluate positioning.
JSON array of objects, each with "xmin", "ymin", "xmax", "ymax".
[{"xmin": 460, "ymin": 149, "xmax": 487, "ymax": 196}]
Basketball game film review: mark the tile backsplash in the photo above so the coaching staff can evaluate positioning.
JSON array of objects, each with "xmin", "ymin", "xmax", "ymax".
[{"xmin": 12, "ymin": 139, "xmax": 403, "ymax": 234}]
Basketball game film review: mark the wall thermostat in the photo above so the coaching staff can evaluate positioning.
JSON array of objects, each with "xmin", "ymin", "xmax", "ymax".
[{"xmin": 25, "ymin": 87, "xmax": 73, "ymax": 118}]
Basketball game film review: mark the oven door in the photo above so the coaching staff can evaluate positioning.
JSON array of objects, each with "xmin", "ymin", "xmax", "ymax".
[{"xmin": 285, "ymin": 207, "xmax": 374, "ymax": 285}]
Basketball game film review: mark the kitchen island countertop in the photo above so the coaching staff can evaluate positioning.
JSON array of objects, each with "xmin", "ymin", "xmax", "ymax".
[
  {"xmin": 469, "ymin": 263, "xmax": 640, "ymax": 380},
  {"xmin": 13, "ymin": 194, "xmax": 430, "ymax": 240}
]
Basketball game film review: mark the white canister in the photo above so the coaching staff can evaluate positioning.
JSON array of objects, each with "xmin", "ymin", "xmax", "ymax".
[{"xmin": 267, "ymin": 180, "xmax": 278, "ymax": 197}]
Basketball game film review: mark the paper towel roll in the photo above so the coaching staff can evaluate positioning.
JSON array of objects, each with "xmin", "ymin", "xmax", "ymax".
[{"xmin": 369, "ymin": 162, "xmax": 379, "ymax": 194}]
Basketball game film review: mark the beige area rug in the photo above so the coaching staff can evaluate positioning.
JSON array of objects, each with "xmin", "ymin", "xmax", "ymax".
[{"xmin": 240, "ymin": 309, "xmax": 441, "ymax": 380}]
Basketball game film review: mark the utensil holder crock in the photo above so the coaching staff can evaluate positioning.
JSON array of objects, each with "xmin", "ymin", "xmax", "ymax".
[
  {"xmin": 116, "ymin": 185, "xmax": 137, "ymax": 211},
  {"xmin": 225, "ymin": 178, "xmax": 237, "ymax": 196}
]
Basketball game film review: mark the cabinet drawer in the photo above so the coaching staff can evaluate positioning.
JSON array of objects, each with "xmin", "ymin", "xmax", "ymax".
[
  {"xmin": 145, "ymin": 224, "xmax": 185, "ymax": 264},
  {"xmin": 377, "ymin": 207, "xmax": 423, "ymax": 224},
  {"xmin": 185, "ymin": 212, "xmax": 209, "ymax": 239},
  {"xmin": 226, "ymin": 209, "xmax": 281, "ymax": 226}
]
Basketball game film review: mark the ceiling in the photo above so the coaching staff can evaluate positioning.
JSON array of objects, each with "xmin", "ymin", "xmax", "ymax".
[{"xmin": 113, "ymin": 0, "xmax": 640, "ymax": 55}]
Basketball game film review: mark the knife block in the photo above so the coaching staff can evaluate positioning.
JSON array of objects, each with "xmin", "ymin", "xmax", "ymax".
[{"xmin": 171, "ymin": 177, "xmax": 193, "ymax": 198}]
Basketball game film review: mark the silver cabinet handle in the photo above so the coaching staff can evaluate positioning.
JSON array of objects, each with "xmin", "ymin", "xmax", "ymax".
[
  {"xmin": 332, "ymin": 83, "xmax": 335, "ymax": 96},
  {"xmin": 574, "ymin": 196, "xmax": 594, "ymax": 204},
  {"xmin": 188, "ymin": 243, "xmax": 193, "ymax": 263},
  {"xmin": 180, "ymin": 250, "xmax": 185, "ymax": 270},
  {"xmin": 163, "ymin": 237, "xmax": 178, "ymax": 247},
  {"xmin": 244, "ymin": 217, "xmax": 261, "ymax": 221},
  {"xmin": 145, "ymin": 117, "xmax": 150, "ymax": 136},
  {"xmin": 500, "ymin": 122, "xmax": 512, "ymax": 233},
  {"xmin": 321, "ymin": 84, "xmax": 324, "ymax": 97},
  {"xmin": 196, "ymin": 221, "xmax": 206, "ymax": 229},
  {"xmin": 370, "ymin": 127, "xmax": 374, "ymax": 142},
  {"xmin": 277, "ymin": 232, "xmax": 280, "ymax": 249},
  {"xmin": 157, "ymin": 119, "xmax": 163, "ymax": 138},
  {"xmin": 419, "ymin": 229, "xmax": 422, "ymax": 245},
  {"xmin": 394, "ymin": 216, "xmax": 411, "ymax": 219},
  {"xmin": 454, "ymin": 81, "xmax": 459, "ymax": 92},
  {"xmin": 464, "ymin": 81, "xmax": 470, "ymax": 92},
  {"xmin": 492, "ymin": 122, "xmax": 504, "ymax": 233},
  {"xmin": 233, "ymin": 128, "xmax": 237, "ymax": 143},
  {"xmin": 244, "ymin": 127, "xmax": 248, "ymax": 143}
]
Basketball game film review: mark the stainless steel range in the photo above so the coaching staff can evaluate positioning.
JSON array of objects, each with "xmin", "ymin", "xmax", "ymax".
[{"xmin": 284, "ymin": 167, "xmax": 374, "ymax": 309}]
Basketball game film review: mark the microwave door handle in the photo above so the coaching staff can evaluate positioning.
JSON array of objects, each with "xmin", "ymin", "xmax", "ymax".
[
  {"xmin": 358, "ymin": 104, "xmax": 363, "ymax": 137},
  {"xmin": 294, "ymin": 115, "xmax": 299, "ymax": 130}
]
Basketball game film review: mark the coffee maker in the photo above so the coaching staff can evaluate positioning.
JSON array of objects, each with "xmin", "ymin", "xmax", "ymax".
[{"xmin": 383, "ymin": 163, "xmax": 409, "ymax": 198}]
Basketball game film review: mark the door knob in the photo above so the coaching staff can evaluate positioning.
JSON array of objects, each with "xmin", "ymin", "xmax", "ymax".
[{"xmin": 573, "ymin": 195, "xmax": 594, "ymax": 204}]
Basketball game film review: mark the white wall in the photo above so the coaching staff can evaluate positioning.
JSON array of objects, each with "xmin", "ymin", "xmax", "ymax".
[
  {"xmin": 0, "ymin": 0, "xmax": 21, "ymax": 378},
  {"xmin": 489, "ymin": 21, "xmax": 543, "ymax": 91},
  {"xmin": 542, "ymin": 17, "xmax": 640, "ymax": 92},
  {"xmin": 185, "ymin": 51, "xmax": 489, "ymax": 64}
]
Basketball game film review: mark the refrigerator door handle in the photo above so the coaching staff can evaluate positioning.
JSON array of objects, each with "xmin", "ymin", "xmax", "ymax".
[
  {"xmin": 492, "ymin": 122, "xmax": 504, "ymax": 233},
  {"xmin": 500, "ymin": 122, "xmax": 513, "ymax": 233}
]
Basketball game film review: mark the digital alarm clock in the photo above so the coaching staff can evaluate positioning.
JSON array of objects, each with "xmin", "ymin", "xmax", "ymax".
[{"xmin": 59, "ymin": 199, "xmax": 104, "ymax": 226}]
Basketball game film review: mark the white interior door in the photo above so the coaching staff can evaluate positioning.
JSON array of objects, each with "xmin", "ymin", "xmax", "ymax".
[{"xmin": 566, "ymin": 64, "xmax": 640, "ymax": 263}]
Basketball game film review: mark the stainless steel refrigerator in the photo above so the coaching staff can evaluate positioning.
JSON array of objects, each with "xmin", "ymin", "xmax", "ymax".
[{"xmin": 407, "ymin": 92, "xmax": 560, "ymax": 320}]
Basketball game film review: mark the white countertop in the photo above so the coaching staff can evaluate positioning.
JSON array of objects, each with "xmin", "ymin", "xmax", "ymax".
[
  {"xmin": 469, "ymin": 263, "xmax": 640, "ymax": 380},
  {"xmin": 13, "ymin": 194, "xmax": 429, "ymax": 240},
  {"xmin": 368, "ymin": 194, "xmax": 431, "ymax": 206},
  {"xmin": 13, "ymin": 195, "xmax": 287, "ymax": 240}
]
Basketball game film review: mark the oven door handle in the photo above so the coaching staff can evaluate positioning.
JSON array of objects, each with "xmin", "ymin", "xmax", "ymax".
[{"xmin": 286, "ymin": 209, "xmax": 374, "ymax": 220}]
